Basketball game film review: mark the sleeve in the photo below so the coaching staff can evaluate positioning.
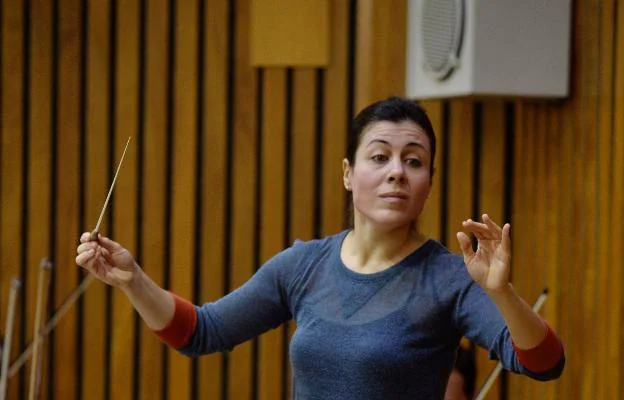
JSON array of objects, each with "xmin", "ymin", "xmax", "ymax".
[
  {"xmin": 174, "ymin": 241, "xmax": 304, "ymax": 357},
  {"xmin": 453, "ymin": 268, "xmax": 565, "ymax": 381}
]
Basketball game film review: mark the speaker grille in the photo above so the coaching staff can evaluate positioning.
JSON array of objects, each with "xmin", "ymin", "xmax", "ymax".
[{"xmin": 420, "ymin": 0, "xmax": 464, "ymax": 81}]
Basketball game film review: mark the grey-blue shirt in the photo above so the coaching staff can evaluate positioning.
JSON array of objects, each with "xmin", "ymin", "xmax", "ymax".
[{"xmin": 180, "ymin": 230, "xmax": 564, "ymax": 399}]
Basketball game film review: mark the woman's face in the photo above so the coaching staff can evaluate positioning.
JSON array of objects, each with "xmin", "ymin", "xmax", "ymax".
[{"xmin": 343, "ymin": 120, "xmax": 432, "ymax": 230}]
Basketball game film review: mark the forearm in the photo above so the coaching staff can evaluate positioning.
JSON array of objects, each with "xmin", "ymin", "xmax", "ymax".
[
  {"xmin": 487, "ymin": 284, "xmax": 546, "ymax": 349},
  {"xmin": 121, "ymin": 266, "xmax": 175, "ymax": 331}
]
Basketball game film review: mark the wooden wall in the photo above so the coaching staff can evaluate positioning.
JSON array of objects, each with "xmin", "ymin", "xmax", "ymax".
[
  {"xmin": 0, "ymin": 0, "xmax": 622, "ymax": 400},
  {"xmin": 357, "ymin": 1, "xmax": 624, "ymax": 400}
]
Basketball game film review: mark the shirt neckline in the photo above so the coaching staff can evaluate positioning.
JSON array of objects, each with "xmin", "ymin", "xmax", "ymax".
[{"xmin": 334, "ymin": 229, "xmax": 436, "ymax": 281}]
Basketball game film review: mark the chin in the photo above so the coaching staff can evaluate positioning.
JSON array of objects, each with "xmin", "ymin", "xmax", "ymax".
[{"xmin": 365, "ymin": 211, "xmax": 415, "ymax": 230}]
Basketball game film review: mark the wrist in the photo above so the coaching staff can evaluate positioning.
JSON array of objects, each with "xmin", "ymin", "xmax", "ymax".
[
  {"xmin": 120, "ymin": 263, "xmax": 144, "ymax": 294},
  {"xmin": 485, "ymin": 282, "xmax": 515, "ymax": 302}
]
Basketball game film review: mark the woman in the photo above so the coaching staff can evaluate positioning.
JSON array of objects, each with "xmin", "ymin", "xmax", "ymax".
[{"xmin": 76, "ymin": 97, "xmax": 564, "ymax": 399}]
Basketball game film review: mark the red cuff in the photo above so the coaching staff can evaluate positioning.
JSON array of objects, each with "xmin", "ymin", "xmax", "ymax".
[
  {"xmin": 513, "ymin": 320, "xmax": 563, "ymax": 373},
  {"xmin": 153, "ymin": 292, "xmax": 197, "ymax": 349}
]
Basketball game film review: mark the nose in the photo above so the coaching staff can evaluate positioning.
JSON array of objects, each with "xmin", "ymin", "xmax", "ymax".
[{"xmin": 386, "ymin": 159, "xmax": 406, "ymax": 183}]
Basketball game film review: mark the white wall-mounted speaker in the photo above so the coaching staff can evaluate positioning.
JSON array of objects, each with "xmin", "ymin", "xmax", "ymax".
[{"xmin": 406, "ymin": 0, "xmax": 572, "ymax": 99}]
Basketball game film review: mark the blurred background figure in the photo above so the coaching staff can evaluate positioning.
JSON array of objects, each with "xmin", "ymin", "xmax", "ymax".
[{"xmin": 445, "ymin": 342, "xmax": 477, "ymax": 400}]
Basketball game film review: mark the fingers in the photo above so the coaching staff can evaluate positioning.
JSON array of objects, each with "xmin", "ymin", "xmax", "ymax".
[
  {"xmin": 461, "ymin": 214, "xmax": 506, "ymax": 240},
  {"xmin": 75, "ymin": 248, "xmax": 95, "ymax": 266},
  {"xmin": 79, "ymin": 231, "xmax": 124, "ymax": 252},
  {"xmin": 462, "ymin": 219, "xmax": 492, "ymax": 239},
  {"xmin": 482, "ymin": 214, "xmax": 503, "ymax": 235},
  {"xmin": 80, "ymin": 232, "xmax": 94, "ymax": 243},
  {"xmin": 77, "ymin": 241, "xmax": 98, "ymax": 254},
  {"xmin": 501, "ymin": 223, "xmax": 512, "ymax": 253},
  {"xmin": 456, "ymin": 232, "xmax": 474, "ymax": 261},
  {"xmin": 97, "ymin": 235, "xmax": 123, "ymax": 252}
]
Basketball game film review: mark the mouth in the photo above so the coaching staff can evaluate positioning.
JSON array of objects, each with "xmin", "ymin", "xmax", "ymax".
[{"xmin": 380, "ymin": 192, "xmax": 409, "ymax": 200}]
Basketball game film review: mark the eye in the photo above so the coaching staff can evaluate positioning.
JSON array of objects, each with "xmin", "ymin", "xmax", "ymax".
[
  {"xmin": 406, "ymin": 158, "xmax": 423, "ymax": 167},
  {"xmin": 371, "ymin": 154, "xmax": 388, "ymax": 163}
]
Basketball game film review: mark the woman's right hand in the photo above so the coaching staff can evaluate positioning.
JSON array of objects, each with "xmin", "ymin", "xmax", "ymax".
[{"xmin": 76, "ymin": 232, "xmax": 139, "ymax": 289}]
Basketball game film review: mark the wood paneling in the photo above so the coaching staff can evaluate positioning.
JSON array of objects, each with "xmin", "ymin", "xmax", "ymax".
[
  {"xmin": 355, "ymin": 1, "xmax": 624, "ymax": 400},
  {"xmin": 53, "ymin": 0, "xmax": 81, "ymax": 398},
  {"xmin": 227, "ymin": 0, "xmax": 258, "ymax": 398},
  {"xmin": 82, "ymin": 1, "xmax": 111, "ymax": 399},
  {"xmin": 167, "ymin": 0, "xmax": 199, "ymax": 398},
  {"xmin": 258, "ymin": 68, "xmax": 287, "ymax": 400},
  {"xmin": 1, "ymin": 0, "xmax": 623, "ymax": 399},
  {"xmin": 1, "ymin": 1, "xmax": 25, "ymax": 399},
  {"xmin": 197, "ymin": 0, "xmax": 228, "ymax": 398},
  {"xmin": 139, "ymin": 0, "xmax": 169, "ymax": 398},
  {"xmin": 250, "ymin": 0, "xmax": 330, "ymax": 67},
  {"xmin": 26, "ymin": 0, "xmax": 53, "ymax": 398}
]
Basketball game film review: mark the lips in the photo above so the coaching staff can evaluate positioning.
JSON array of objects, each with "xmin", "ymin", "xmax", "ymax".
[{"xmin": 380, "ymin": 192, "xmax": 409, "ymax": 200}]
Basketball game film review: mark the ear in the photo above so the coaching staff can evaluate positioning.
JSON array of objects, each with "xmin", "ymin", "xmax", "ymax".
[{"xmin": 342, "ymin": 158, "xmax": 352, "ymax": 191}]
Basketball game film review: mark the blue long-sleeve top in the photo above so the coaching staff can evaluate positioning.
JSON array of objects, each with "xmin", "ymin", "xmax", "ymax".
[{"xmin": 175, "ymin": 230, "xmax": 564, "ymax": 399}]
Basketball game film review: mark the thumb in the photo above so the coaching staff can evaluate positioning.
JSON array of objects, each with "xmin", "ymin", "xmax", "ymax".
[
  {"xmin": 97, "ymin": 235, "xmax": 123, "ymax": 252},
  {"xmin": 456, "ymin": 232, "xmax": 474, "ymax": 263}
]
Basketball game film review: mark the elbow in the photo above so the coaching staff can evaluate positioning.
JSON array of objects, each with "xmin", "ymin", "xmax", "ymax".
[{"xmin": 525, "ymin": 352, "xmax": 565, "ymax": 381}]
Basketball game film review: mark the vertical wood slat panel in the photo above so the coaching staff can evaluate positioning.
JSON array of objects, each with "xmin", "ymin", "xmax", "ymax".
[
  {"xmin": 595, "ymin": 1, "xmax": 615, "ymax": 398},
  {"xmin": 320, "ymin": 0, "xmax": 349, "ymax": 237},
  {"xmin": 556, "ymin": 83, "xmax": 576, "ymax": 400},
  {"xmin": 26, "ymin": 0, "xmax": 53, "ymax": 398},
  {"xmin": 110, "ymin": 0, "xmax": 140, "ymax": 398},
  {"xmin": 228, "ymin": 0, "xmax": 258, "ymax": 398},
  {"xmin": 139, "ymin": 0, "xmax": 168, "ymax": 397},
  {"xmin": 445, "ymin": 99, "xmax": 473, "ymax": 251},
  {"xmin": 258, "ymin": 68, "xmax": 287, "ymax": 400},
  {"xmin": 543, "ymin": 103, "xmax": 561, "ymax": 400},
  {"xmin": 82, "ymin": 0, "xmax": 111, "ymax": 398},
  {"xmin": 474, "ymin": 101, "xmax": 505, "ymax": 400},
  {"xmin": 198, "ymin": 0, "xmax": 228, "ymax": 398},
  {"xmin": 612, "ymin": 1, "xmax": 624, "ymax": 398},
  {"xmin": 354, "ymin": 0, "xmax": 407, "ymax": 112},
  {"xmin": 581, "ymin": 0, "xmax": 600, "ymax": 397},
  {"xmin": 515, "ymin": 103, "xmax": 535, "ymax": 400},
  {"xmin": 418, "ymin": 100, "xmax": 443, "ymax": 241},
  {"xmin": 524, "ymin": 104, "xmax": 539, "ymax": 399},
  {"xmin": 286, "ymin": 68, "xmax": 318, "ymax": 397},
  {"xmin": 507, "ymin": 102, "xmax": 525, "ymax": 400},
  {"xmin": 0, "ymin": 1, "xmax": 24, "ymax": 399},
  {"xmin": 167, "ymin": 0, "xmax": 199, "ymax": 399},
  {"xmin": 53, "ymin": 0, "xmax": 81, "ymax": 397},
  {"xmin": 568, "ymin": 0, "xmax": 589, "ymax": 397},
  {"xmin": 530, "ymin": 104, "xmax": 552, "ymax": 398}
]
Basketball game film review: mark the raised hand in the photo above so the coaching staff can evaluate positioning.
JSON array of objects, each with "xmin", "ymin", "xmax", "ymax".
[
  {"xmin": 456, "ymin": 214, "xmax": 512, "ymax": 293},
  {"xmin": 75, "ymin": 233, "xmax": 138, "ymax": 288}
]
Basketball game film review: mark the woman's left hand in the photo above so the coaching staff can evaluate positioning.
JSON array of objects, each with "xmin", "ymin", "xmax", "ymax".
[{"xmin": 456, "ymin": 214, "xmax": 511, "ymax": 293}]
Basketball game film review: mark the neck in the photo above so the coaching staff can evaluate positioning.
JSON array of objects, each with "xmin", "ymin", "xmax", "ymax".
[{"xmin": 344, "ymin": 218, "xmax": 425, "ymax": 273}]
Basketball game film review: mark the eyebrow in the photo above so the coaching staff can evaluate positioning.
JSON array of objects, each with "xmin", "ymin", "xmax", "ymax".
[{"xmin": 367, "ymin": 139, "xmax": 428, "ymax": 151}]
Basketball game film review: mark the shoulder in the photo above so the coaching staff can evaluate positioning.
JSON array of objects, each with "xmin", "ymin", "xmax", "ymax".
[
  {"xmin": 424, "ymin": 240, "xmax": 465, "ymax": 270},
  {"xmin": 262, "ymin": 230, "xmax": 347, "ymax": 275},
  {"xmin": 421, "ymin": 239, "xmax": 473, "ymax": 288},
  {"xmin": 288, "ymin": 230, "xmax": 347, "ymax": 257}
]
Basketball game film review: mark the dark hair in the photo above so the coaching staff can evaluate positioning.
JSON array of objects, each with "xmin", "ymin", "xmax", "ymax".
[
  {"xmin": 454, "ymin": 343, "xmax": 477, "ymax": 398},
  {"xmin": 347, "ymin": 96, "xmax": 437, "ymax": 178}
]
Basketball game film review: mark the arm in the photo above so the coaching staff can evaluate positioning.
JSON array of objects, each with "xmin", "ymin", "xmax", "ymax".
[
  {"xmin": 76, "ymin": 233, "xmax": 191, "ymax": 347},
  {"xmin": 456, "ymin": 215, "xmax": 564, "ymax": 378},
  {"xmin": 487, "ymin": 284, "xmax": 549, "ymax": 348},
  {"xmin": 121, "ymin": 268, "xmax": 175, "ymax": 331},
  {"xmin": 76, "ymin": 233, "xmax": 299, "ymax": 355}
]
